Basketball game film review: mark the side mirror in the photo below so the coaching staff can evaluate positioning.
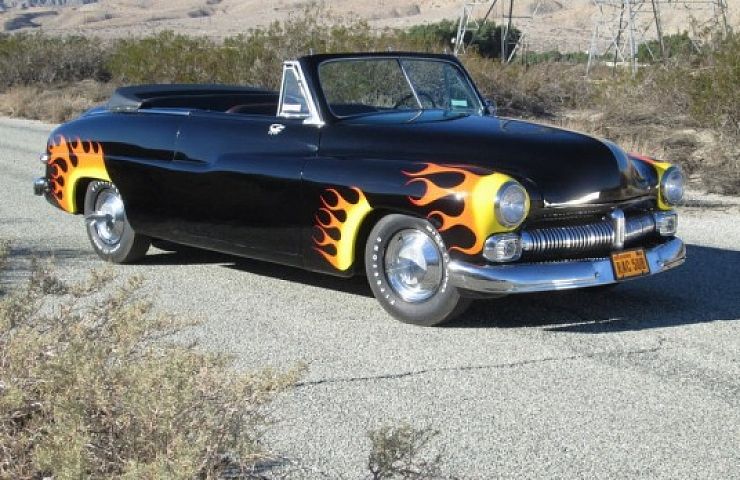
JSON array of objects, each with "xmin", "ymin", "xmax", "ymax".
[{"xmin": 485, "ymin": 99, "xmax": 497, "ymax": 116}]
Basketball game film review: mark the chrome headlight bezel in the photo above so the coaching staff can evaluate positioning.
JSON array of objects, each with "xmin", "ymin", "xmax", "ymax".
[
  {"xmin": 495, "ymin": 180, "xmax": 529, "ymax": 228},
  {"xmin": 660, "ymin": 166, "xmax": 684, "ymax": 206}
]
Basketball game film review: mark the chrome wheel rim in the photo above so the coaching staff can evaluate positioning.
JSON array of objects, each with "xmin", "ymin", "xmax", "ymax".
[
  {"xmin": 384, "ymin": 229, "xmax": 443, "ymax": 303},
  {"xmin": 91, "ymin": 190, "xmax": 125, "ymax": 246}
]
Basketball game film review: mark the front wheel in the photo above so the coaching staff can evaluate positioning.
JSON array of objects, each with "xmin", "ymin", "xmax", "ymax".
[
  {"xmin": 84, "ymin": 180, "xmax": 150, "ymax": 263},
  {"xmin": 365, "ymin": 214, "xmax": 470, "ymax": 326}
]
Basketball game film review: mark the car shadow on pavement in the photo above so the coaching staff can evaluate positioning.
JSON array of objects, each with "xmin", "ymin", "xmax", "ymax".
[
  {"xmin": 141, "ymin": 243, "xmax": 738, "ymax": 331},
  {"xmin": 447, "ymin": 244, "xmax": 740, "ymax": 332},
  {"xmin": 142, "ymin": 247, "xmax": 374, "ymax": 297}
]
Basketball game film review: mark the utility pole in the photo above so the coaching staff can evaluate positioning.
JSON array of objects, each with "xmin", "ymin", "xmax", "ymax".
[{"xmin": 651, "ymin": 0, "xmax": 666, "ymax": 60}]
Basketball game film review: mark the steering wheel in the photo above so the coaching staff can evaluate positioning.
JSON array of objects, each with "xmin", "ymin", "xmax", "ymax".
[{"xmin": 393, "ymin": 91, "xmax": 437, "ymax": 109}]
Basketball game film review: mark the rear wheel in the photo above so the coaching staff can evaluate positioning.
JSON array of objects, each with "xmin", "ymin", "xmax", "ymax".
[
  {"xmin": 365, "ymin": 214, "xmax": 470, "ymax": 326},
  {"xmin": 84, "ymin": 180, "xmax": 150, "ymax": 263}
]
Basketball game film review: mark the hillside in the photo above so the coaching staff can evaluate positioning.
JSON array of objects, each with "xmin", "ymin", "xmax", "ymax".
[{"xmin": 1, "ymin": 0, "xmax": 737, "ymax": 52}]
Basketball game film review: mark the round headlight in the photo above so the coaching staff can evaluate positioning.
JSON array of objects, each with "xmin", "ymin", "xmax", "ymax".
[
  {"xmin": 495, "ymin": 181, "xmax": 529, "ymax": 228},
  {"xmin": 660, "ymin": 166, "xmax": 684, "ymax": 206}
]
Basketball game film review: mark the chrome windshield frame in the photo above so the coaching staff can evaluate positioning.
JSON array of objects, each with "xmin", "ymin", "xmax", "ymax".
[
  {"xmin": 278, "ymin": 61, "xmax": 325, "ymax": 127},
  {"xmin": 315, "ymin": 56, "xmax": 486, "ymax": 119}
]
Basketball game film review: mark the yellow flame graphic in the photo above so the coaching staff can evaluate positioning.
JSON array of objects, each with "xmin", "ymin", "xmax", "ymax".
[
  {"xmin": 405, "ymin": 163, "xmax": 515, "ymax": 255},
  {"xmin": 47, "ymin": 135, "xmax": 110, "ymax": 213},
  {"xmin": 313, "ymin": 187, "xmax": 372, "ymax": 270}
]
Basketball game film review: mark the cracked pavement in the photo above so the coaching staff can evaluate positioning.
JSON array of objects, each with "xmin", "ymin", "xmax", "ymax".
[{"xmin": 1, "ymin": 117, "xmax": 739, "ymax": 479}]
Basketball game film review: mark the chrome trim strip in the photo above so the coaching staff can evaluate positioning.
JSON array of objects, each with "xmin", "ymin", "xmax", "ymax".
[
  {"xmin": 136, "ymin": 108, "xmax": 192, "ymax": 116},
  {"xmin": 397, "ymin": 58, "xmax": 423, "ymax": 109},
  {"xmin": 448, "ymin": 237, "xmax": 685, "ymax": 295}
]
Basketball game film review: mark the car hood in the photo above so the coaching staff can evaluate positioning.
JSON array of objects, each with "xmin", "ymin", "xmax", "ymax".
[{"xmin": 322, "ymin": 111, "xmax": 652, "ymax": 207}]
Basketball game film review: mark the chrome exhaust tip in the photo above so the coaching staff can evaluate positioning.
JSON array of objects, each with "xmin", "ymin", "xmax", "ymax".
[{"xmin": 33, "ymin": 177, "xmax": 49, "ymax": 196}]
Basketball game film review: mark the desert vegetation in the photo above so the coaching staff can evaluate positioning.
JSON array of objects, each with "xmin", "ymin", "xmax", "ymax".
[
  {"xmin": 0, "ymin": 8, "xmax": 737, "ymax": 192},
  {"xmin": 0, "ymin": 247, "xmax": 303, "ymax": 478},
  {"xmin": 0, "ymin": 242, "xmax": 449, "ymax": 479}
]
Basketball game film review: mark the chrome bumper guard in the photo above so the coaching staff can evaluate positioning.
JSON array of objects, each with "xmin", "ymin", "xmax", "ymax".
[
  {"xmin": 33, "ymin": 177, "xmax": 49, "ymax": 196},
  {"xmin": 449, "ymin": 237, "xmax": 685, "ymax": 295}
]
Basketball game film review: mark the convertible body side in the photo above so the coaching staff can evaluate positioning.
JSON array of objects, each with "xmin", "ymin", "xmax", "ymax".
[{"xmin": 35, "ymin": 52, "xmax": 685, "ymax": 325}]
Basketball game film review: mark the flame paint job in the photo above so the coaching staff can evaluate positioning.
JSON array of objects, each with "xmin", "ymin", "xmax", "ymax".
[
  {"xmin": 36, "ymin": 53, "xmax": 680, "ymax": 278},
  {"xmin": 47, "ymin": 135, "xmax": 110, "ymax": 213},
  {"xmin": 404, "ymin": 163, "xmax": 523, "ymax": 255},
  {"xmin": 313, "ymin": 187, "xmax": 373, "ymax": 270},
  {"xmin": 630, "ymin": 153, "xmax": 674, "ymax": 210}
]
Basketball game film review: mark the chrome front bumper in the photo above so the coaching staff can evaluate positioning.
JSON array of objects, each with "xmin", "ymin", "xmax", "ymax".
[{"xmin": 448, "ymin": 237, "xmax": 685, "ymax": 295}]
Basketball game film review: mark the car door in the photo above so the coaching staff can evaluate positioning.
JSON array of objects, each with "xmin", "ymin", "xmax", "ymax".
[
  {"xmin": 169, "ymin": 112, "xmax": 318, "ymax": 263},
  {"xmin": 167, "ymin": 66, "xmax": 322, "ymax": 264}
]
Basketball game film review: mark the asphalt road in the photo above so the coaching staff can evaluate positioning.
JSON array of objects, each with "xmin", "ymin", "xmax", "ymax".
[{"xmin": 1, "ymin": 117, "xmax": 739, "ymax": 479}]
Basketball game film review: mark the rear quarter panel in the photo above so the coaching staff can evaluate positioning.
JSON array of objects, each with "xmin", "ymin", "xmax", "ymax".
[{"xmin": 44, "ymin": 112, "xmax": 184, "ymax": 229}]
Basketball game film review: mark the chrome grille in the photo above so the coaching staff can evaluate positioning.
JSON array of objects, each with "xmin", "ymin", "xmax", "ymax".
[{"xmin": 521, "ymin": 212, "xmax": 656, "ymax": 256}]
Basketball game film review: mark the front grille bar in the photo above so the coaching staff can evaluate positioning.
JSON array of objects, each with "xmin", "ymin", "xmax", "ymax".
[{"xmin": 520, "ymin": 210, "xmax": 656, "ymax": 256}]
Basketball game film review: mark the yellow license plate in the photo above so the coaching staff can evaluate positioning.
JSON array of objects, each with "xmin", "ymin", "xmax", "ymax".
[{"xmin": 611, "ymin": 249, "xmax": 650, "ymax": 280}]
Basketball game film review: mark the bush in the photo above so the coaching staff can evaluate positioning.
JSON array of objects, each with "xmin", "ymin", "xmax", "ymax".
[
  {"xmin": 689, "ymin": 32, "xmax": 739, "ymax": 137},
  {"xmin": 107, "ymin": 8, "xmax": 404, "ymax": 89},
  {"xmin": 463, "ymin": 57, "xmax": 595, "ymax": 116},
  {"xmin": 367, "ymin": 424, "xmax": 446, "ymax": 480},
  {"xmin": 637, "ymin": 31, "xmax": 697, "ymax": 63},
  {"xmin": 0, "ymin": 250, "xmax": 301, "ymax": 479},
  {"xmin": 0, "ymin": 32, "xmax": 110, "ymax": 90},
  {"xmin": 405, "ymin": 19, "xmax": 520, "ymax": 59}
]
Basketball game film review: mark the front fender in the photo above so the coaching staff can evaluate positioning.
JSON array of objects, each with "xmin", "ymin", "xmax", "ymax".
[{"xmin": 301, "ymin": 157, "xmax": 525, "ymax": 275}]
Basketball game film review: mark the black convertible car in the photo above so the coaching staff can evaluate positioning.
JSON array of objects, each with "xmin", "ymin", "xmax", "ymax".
[{"xmin": 34, "ymin": 52, "xmax": 685, "ymax": 325}]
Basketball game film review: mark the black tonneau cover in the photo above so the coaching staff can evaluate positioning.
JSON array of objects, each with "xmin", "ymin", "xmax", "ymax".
[{"xmin": 107, "ymin": 84, "xmax": 275, "ymax": 112}]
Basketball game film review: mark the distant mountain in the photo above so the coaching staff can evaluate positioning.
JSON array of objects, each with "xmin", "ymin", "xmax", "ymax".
[
  {"xmin": 1, "ymin": 0, "xmax": 98, "ymax": 8},
  {"xmin": 0, "ymin": 0, "xmax": 736, "ymax": 54}
]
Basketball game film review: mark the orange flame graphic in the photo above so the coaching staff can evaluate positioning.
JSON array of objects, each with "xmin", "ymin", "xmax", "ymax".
[
  {"xmin": 47, "ymin": 135, "xmax": 110, "ymax": 213},
  {"xmin": 404, "ymin": 163, "xmax": 513, "ymax": 255},
  {"xmin": 313, "ymin": 187, "xmax": 372, "ymax": 270}
]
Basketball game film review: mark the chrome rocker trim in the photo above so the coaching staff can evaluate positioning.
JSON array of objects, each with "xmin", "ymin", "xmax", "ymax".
[{"xmin": 449, "ymin": 237, "xmax": 686, "ymax": 295}]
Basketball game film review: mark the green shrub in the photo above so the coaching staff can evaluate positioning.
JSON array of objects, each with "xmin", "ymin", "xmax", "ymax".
[
  {"xmin": 523, "ymin": 49, "xmax": 590, "ymax": 64},
  {"xmin": 107, "ymin": 8, "xmax": 406, "ymax": 89},
  {"xmin": 0, "ymin": 252, "xmax": 301, "ymax": 479},
  {"xmin": 107, "ymin": 31, "xmax": 226, "ymax": 85},
  {"xmin": 0, "ymin": 32, "xmax": 110, "ymax": 90},
  {"xmin": 405, "ymin": 19, "xmax": 520, "ymax": 59},
  {"xmin": 637, "ymin": 31, "xmax": 698, "ymax": 63}
]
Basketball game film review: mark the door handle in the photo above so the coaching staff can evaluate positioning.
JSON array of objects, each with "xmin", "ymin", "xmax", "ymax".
[{"xmin": 268, "ymin": 124, "xmax": 286, "ymax": 136}]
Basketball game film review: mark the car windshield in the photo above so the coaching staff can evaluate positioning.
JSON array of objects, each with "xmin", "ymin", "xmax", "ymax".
[{"xmin": 318, "ymin": 58, "xmax": 483, "ymax": 118}]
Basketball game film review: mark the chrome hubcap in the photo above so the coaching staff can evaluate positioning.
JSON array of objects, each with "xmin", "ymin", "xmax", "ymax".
[
  {"xmin": 91, "ymin": 190, "xmax": 125, "ymax": 246},
  {"xmin": 384, "ymin": 229, "xmax": 443, "ymax": 303}
]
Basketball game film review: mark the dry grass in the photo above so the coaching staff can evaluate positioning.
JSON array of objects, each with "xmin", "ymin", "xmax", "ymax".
[
  {"xmin": 0, "ymin": 13, "xmax": 736, "ymax": 193},
  {"xmin": 0, "ymin": 247, "xmax": 302, "ymax": 479},
  {"xmin": 367, "ymin": 424, "xmax": 447, "ymax": 480},
  {"xmin": 0, "ymin": 80, "xmax": 114, "ymax": 123}
]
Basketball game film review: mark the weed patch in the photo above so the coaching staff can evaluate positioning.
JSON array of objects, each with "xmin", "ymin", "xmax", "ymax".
[{"xmin": 0, "ymin": 250, "xmax": 301, "ymax": 479}]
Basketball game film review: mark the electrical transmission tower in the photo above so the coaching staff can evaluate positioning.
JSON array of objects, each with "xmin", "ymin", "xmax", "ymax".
[
  {"xmin": 586, "ymin": 0, "xmax": 730, "ymax": 76},
  {"xmin": 454, "ymin": 0, "xmax": 550, "ymax": 61}
]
